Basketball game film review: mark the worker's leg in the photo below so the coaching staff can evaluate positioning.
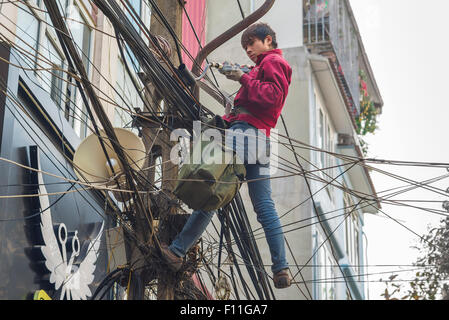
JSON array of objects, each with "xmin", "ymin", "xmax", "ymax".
[
  {"xmin": 245, "ymin": 163, "xmax": 288, "ymax": 274},
  {"xmin": 226, "ymin": 121, "xmax": 288, "ymax": 273},
  {"xmin": 231, "ymin": 122, "xmax": 288, "ymax": 274},
  {"xmin": 166, "ymin": 123, "xmax": 249, "ymax": 258},
  {"xmin": 168, "ymin": 121, "xmax": 271, "ymax": 260},
  {"xmin": 169, "ymin": 209, "xmax": 215, "ymax": 257}
]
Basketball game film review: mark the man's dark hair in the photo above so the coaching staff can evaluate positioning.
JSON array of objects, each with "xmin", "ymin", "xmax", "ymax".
[{"xmin": 241, "ymin": 22, "xmax": 278, "ymax": 49}]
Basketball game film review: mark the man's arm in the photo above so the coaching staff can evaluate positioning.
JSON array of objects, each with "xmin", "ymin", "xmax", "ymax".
[{"xmin": 237, "ymin": 58, "xmax": 290, "ymax": 110}]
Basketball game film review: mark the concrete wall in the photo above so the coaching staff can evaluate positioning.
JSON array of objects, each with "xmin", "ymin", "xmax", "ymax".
[
  {"xmin": 0, "ymin": 2, "xmax": 18, "ymax": 44},
  {"xmin": 201, "ymin": 0, "xmax": 368, "ymax": 300},
  {"xmin": 251, "ymin": 0, "xmax": 303, "ymax": 49},
  {"xmin": 91, "ymin": 9, "xmax": 120, "ymax": 123},
  {"xmin": 1, "ymin": 0, "xmax": 369, "ymax": 300},
  {"xmin": 200, "ymin": 0, "xmax": 320, "ymax": 300}
]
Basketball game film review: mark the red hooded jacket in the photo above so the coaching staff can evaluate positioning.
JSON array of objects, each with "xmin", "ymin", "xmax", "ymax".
[{"xmin": 222, "ymin": 49, "xmax": 292, "ymax": 137}]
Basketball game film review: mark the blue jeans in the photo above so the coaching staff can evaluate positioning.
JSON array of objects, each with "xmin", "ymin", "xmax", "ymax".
[{"xmin": 169, "ymin": 122, "xmax": 288, "ymax": 274}]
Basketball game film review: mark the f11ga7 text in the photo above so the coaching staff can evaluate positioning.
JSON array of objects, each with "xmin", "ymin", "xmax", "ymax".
[{"xmin": 224, "ymin": 304, "xmax": 268, "ymax": 315}]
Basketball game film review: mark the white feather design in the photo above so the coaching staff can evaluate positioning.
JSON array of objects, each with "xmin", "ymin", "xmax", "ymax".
[
  {"xmin": 66, "ymin": 222, "xmax": 104, "ymax": 300},
  {"xmin": 35, "ymin": 148, "xmax": 103, "ymax": 300},
  {"xmin": 37, "ymin": 156, "xmax": 66, "ymax": 290}
]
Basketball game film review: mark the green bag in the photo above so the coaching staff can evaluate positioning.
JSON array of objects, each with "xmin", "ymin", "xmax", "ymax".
[{"xmin": 173, "ymin": 116, "xmax": 246, "ymax": 211}]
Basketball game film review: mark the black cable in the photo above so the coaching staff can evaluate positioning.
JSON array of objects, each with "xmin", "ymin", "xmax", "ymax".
[
  {"xmin": 0, "ymin": 73, "xmax": 108, "ymax": 220},
  {"xmin": 0, "ymin": 183, "xmax": 75, "ymax": 222},
  {"xmin": 218, "ymin": 208, "xmax": 256, "ymax": 300},
  {"xmin": 236, "ymin": 0, "xmax": 246, "ymax": 19},
  {"xmin": 280, "ymin": 114, "xmax": 354, "ymax": 298},
  {"xmin": 45, "ymin": 0, "xmax": 160, "ymax": 277},
  {"xmin": 176, "ymin": 0, "xmax": 221, "ymax": 88},
  {"xmin": 8, "ymin": 0, "xmax": 446, "ymax": 300}
]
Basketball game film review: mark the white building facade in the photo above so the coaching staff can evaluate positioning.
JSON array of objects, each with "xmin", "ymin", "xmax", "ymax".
[
  {"xmin": 199, "ymin": 0, "xmax": 383, "ymax": 300},
  {"xmin": 0, "ymin": 0, "xmax": 382, "ymax": 300}
]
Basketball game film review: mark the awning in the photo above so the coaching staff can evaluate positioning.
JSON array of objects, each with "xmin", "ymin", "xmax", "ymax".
[{"xmin": 308, "ymin": 54, "xmax": 355, "ymax": 136}]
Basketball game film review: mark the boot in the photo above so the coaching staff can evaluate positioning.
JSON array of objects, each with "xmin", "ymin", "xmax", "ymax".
[
  {"xmin": 160, "ymin": 243, "xmax": 183, "ymax": 272},
  {"xmin": 273, "ymin": 268, "xmax": 292, "ymax": 289}
]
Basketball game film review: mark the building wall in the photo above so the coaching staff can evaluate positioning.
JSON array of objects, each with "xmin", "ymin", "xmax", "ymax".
[
  {"xmin": 202, "ymin": 0, "xmax": 368, "ymax": 300},
  {"xmin": 0, "ymin": 2, "xmax": 18, "ymax": 44},
  {"xmin": 201, "ymin": 0, "xmax": 318, "ymax": 300},
  {"xmin": 0, "ymin": 0, "xmax": 137, "ymax": 300},
  {"xmin": 0, "ymin": 0, "xmax": 371, "ymax": 300},
  {"xmin": 0, "ymin": 41, "xmax": 109, "ymax": 301},
  {"xmin": 182, "ymin": 0, "xmax": 206, "ymax": 70},
  {"xmin": 251, "ymin": 0, "xmax": 303, "ymax": 49}
]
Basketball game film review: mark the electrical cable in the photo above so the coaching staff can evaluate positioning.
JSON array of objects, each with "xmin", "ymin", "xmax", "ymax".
[{"xmin": 3, "ymin": 0, "xmax": 448, "ymax": 300}]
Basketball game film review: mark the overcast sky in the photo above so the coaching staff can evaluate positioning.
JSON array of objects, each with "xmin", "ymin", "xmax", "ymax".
[{"xmin": 349, "ymin": 0, "xmax": 449, "ymax": 299}]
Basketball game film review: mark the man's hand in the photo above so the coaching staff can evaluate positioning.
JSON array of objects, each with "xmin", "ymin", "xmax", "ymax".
[
  {"xmin": 224, "ymin": 68, "xmax": 244, "ymax": 82},
  {"xmin": 224, "ymin": 97, "xmax": 234, "ymax": 116},
  {"xmin": 224, "ymin": 101, "xmax": 232, "ymax": 116}
]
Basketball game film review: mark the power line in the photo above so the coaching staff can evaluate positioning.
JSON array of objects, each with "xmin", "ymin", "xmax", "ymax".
[{"xmin": 2, "ymin": 0, "xmax": 448, "ymax": 301}]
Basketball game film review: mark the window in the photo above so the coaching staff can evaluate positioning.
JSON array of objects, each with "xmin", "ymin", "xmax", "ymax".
[
  {"xmin": 114, "ymin": 57, "xmax": 142, "ymax": 133},
  {"xmin": 316, "ymin": 232, "xmax": 336, "ymax": 300},
  {"xmin": 15, "ymin": 1, "xmax": 40, "ymax": 67},
  {"xmin": 14, "ymin": 0, "xmax": 94, "ymax": 139},
  {"xmin": 318, "ymin": 109, "xmax": 325, "ymax": 169},
  {"xmin": 325, "ymin": 123, "xmax": 334, "ymax": 197},
  {"xmin": 68, "ymin": 3, "xmax": 92, "ymax": 69},
  {"xmin": 114, "ymin": 0, "xmax": 150, "ymax": 131},
  {"xmin": 315, "ymin": 93, "xmax": 335, "ymax": 200},
  {"xmin": 344, "ymin": 190, "xmax": 360, "ymax": 277},
  {"xmin": 127, "ymin": 0, "xmax": 142, "ymax": 28},
  {"xmin": 41, "ymin": 34, "xmax": 64, "ymax": 107},
  {"xmin": 120, "ymin": 0, "xmax": 152, "ymax": 68},
  {"xmin": 15, "ymin": 0, "xmax": 67, "ymax": 108},
  {"xmin": 123, "ymin": 0, "xmax": 142, "ymax": 69},
  {"xmin": 129, "ymin": 1, "xmax": 152, "ymax": 38},
  {"xmin": 64, "ymin": 0, "xmax": 93, "ymax": 139},
  {"xmin": 154, "ymin": 156, "xmax": 162, "ymax": 189}
]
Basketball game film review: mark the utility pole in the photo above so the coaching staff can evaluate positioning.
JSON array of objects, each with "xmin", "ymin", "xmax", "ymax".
[
  {"xmin": 145, "ymin": 0, "xmax": 183, "ymax": 301},
  {"xmin": 147, "ymin": 0, "xmax": 183, "ymax": 192}
]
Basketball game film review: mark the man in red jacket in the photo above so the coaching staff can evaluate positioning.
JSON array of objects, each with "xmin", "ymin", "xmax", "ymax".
[
  {"xmin": 222, "ymin": 23, "xmax": 292, "ymax": 137},
  {"xmin": 162, "ymin": 22, "xmax": 292, "ymax": 289}
]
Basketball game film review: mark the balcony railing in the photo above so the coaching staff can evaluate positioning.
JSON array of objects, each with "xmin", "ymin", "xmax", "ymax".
[{"xmin": 304, "ymin": 0, "xmax": 360, "ymax": 116}]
